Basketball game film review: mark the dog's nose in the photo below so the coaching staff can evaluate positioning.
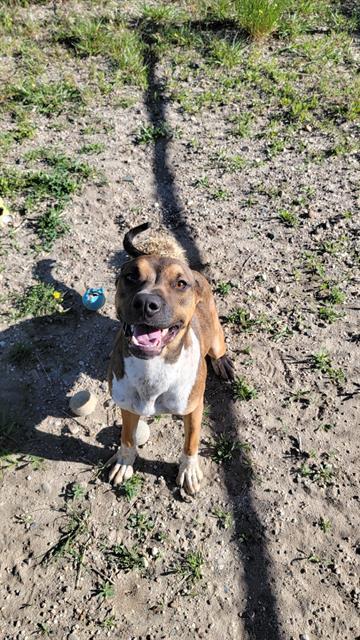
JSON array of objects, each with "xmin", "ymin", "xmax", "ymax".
[{"xmin": 132, "ymin": 293, "xmax": 162, "ymax": 318}]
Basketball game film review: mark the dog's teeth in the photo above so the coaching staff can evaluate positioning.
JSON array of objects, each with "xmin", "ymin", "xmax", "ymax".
[{"xmin": 162, "ymin": 328, "xmax": 169, "ymax": 335}]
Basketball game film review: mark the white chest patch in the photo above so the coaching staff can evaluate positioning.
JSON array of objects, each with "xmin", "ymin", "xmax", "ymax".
[{"xmin": 112, "ymin": 329, "xmax": 200, "ymax": 417}]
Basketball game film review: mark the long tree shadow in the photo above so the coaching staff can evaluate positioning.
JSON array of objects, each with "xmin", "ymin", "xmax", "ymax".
[{"xmin": 132, "ymin": 14, "xmax": 282, "ymax": 640}]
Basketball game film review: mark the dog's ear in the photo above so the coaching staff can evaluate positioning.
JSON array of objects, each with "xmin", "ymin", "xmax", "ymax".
[{"xmin": 193, "ymin": 275, "xmax": 203, "ymax": 303}]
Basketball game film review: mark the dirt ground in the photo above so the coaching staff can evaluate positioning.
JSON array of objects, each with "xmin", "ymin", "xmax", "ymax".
[{"xmin": 0, "ymin": 2, "xmax": 359, "ymax": 639}]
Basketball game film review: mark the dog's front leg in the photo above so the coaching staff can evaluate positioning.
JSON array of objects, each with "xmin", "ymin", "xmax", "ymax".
[
  {"xmin": 108, "ymin": 409, "xmax": 139, "ymax": 485},
  {"xmin": 177, "ymin": 401, "xmax": 204, "ymax": 495}
]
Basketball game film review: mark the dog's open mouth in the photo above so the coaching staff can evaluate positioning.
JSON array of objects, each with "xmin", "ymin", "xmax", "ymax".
[{"xmin": 125, "ymin": 323, "xmax": 181, "ymax": 355}]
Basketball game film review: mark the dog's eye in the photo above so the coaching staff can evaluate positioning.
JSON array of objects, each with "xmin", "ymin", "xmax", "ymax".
[
  {"xmin": 125, "ymin": 272, "xmax": 138, "ymax": 283},
  {"xmin": 176, "ymin": 279, "xmax": 188, "ymax": 289}
]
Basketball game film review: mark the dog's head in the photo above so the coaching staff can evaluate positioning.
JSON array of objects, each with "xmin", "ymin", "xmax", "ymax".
[{"xmin": 116, "ymin": 223, "xmax": 200, "ymax": 359}]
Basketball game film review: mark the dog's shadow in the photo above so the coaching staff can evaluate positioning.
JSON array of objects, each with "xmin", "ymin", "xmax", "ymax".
[{"xmin": 0, "ymin": 258, "xmax": 122, "ymax": 466}]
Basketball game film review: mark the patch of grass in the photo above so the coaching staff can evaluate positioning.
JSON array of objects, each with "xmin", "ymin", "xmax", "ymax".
[
  {"xmin": 79, "ymin": 142, "xmax": 105, "ymax": 155},
  {"xmin": 207, "ymin": 36, "xmax": 243, "ymax": 68},
  {"xmin": 320, "ymin": 282, "xmax": 346, "ymax": 305},
  {"xmin": 233, "ymin": 376, "xmax": 258, "ymax": 401},
  {"xmin": 8, "ymin": 341, "xmax": 33, "ymax": 365},
  {"xmin": 298, "ymin": 460, "xmax": 335, "ymax": 486},
  {"xmin": 13, "ymin": 282, "xmax": 64, "ymax": 319},
  {"xmin": 42, "ymin": 508, "xmax": 90, "ymax": 563},
  {"xmin": 55, "ymin": 17, "xmax": 146, "ymax": 88},
  {"xmin": 127, "ymin": 512, "xmax": 155, "ymax": 542},
  {"xmin": 210, "ymin": 187, "xmax": 230, "ymax": 200},
  {"xmin": 36, "ymin": 622, "xmax": 52, "ymax": 637},
  {"xmin": 97, "ymin": 581, "xmax": 115, "ymax": 600},
  {"xmin": 104, "ymin": 543, "xmax": 144, "ymax": 572},
  {"xmin": 278, "ymin": 209, "xmax": 299, "ymax": 228},
  {"xmin": 174, "ymin": 551, "xmax": 204, "ymax": 584},
  {"xmin": 230, "ymin": 112, "xmax": 253, "ymax": 138},
  {"xmin": 216, "ymin": 281, "xmax": 233, "ymax": 295},
  {"xmin": 211, "ymin": 150, "xmax": 247, "ymax": 172},
  {"xmin": 135, "ymin": 122, "xmax": 173, "ymax": 145},
  {"xmin": 100, "ymin": 615, "xmax": 117, "ymax": 630},
  {"xmin": 303, "ymin": 252, "xmax": 326, "ymax": 278},
  {"xmin": 234, "ymin": 0, "xmax": 291, "ymax": 39},
  {"xmin": 212, "ymin": 507, "xmax": 233, "ymax": 530},
  {"xmin": 311, "ymin": 351, "xmax": 345, "ymax": 384},
  {"xmin": 210, "ymin": 433, "xmax": 251, "ymax": 464},
  {"xmin": 4, "ymin": 79, "xmax": 84, "ymax": 116},
  {"xmin": 194, "ymin": 175, "xmax": 210, "ymax": 188},
  {"xmin": 0, "ymin": 149, "xmax": 93, "ymax": 249},
  {"xmin": 226, "ymin": 307, "xmax": 255, "ymax": 331},
  {"xmin": 318, "ymin": 517, "xmax": 332, "ymax": 533},
  {"xmin": 66, "ymin": 482, "xmax": 86, "ymax": 501},
  {"xmin": 319, "ymin": 237, "xmax": 346, "ymax": 256},
  {"xmin": 318, "ymin": 305, "xmax": 344, "ymax": 324},
  {"xmin": 121, "ymin": 473, "xmax": 143, "ymax": 501}
]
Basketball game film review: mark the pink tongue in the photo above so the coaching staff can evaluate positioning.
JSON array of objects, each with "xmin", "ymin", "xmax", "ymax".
[{"xmin": 133, "ymin": 326, "xmax": 162, "ymax": 346}]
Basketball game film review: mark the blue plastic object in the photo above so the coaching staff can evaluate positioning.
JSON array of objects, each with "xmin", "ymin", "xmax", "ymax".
[{"xmin": 82, "ymin": 287, "xmax": 106, "ymax": 311}]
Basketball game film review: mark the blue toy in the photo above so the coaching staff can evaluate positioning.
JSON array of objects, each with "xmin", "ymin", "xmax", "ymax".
[{"xmin": 82, "ymin": 287, "xmax": 106, "ymax": 311}]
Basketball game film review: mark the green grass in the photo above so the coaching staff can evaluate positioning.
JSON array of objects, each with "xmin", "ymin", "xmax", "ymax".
[
  {"xmin": 4, "ymin": 79, "xmax": 84, "ymax": 116},
  {"xmin": 210, "ymin": 433, "xmax": 251, "ymax": 463},
  {"xmin": 13, "ymin": 282, "xmax": 64, "ymax": 319},
  {"xmin": 79, "ymin": 142, "xmax": 105, "ymax": 155},
  {"xmin": 318, "ymin": 305, "xmax": 344, "ymax": 324},
  {"xmin": 318, "ymin": 517, "xmax": 332, "ymax": 533},
  {"xmin": 42, "ymin": 508, "xmax": 90, "ymax": 563},
  {"xmin": 234, "ymin": 0, "xmax": 291, "ymax": 39},
  {"xmin": 298, "ymin": 460, "xmax": 335, "ymax": 486},
  {"xmin": 320, "ymin": 282, "xmax": 346, "ymax": 305},
  {"xmin": 97, "ymin": 581, "xmax": 115, "ymax": 600},
  {"xmin": 104, "ymin": 543, "xmax": 144, "ymax": 572},
  {"xmin": 0, "ymin": 149, "xmax": 92, "ymax": 249},
  {"xmin": 216, "ymin": 281, "xmax": 233, "ymax": 295},
  {"xmin": 278, "ymin": 209, "xmax": 299, "ymax": 228},
  {"xmin": 233, "ymin": 376, "xmax": 258, "ymax": 401},
  {"xmin": 212, "ymin": 507, "xmax": 233, "ymax": 530},
  {"xmin": 127, "ymin": 512, "xmax": 155, "ymax": 542},
  {"xmin": 226, "ymin": 307, "xmax": 255, "ymax": 331},
  {"xmin": 121, "ymin": 473, "xmax": 143, "ymax": 501},
  {"xmin": 135, "ymin": 122, "xmax": 173, "ymax": 145},
  {"xmin": 207, "ymin": 36, "xmax": 243, "ymax": 68},
  {"xmin": 174, "ymin": 551, "xmax": 204, "ymax": 584},
  {"xmin": 55, "ymin": 17, "xmax": 147, "ymax": 88},
  {"xmin": 311, "ymin": 350, "xmax": 345, "ymax": 384}
]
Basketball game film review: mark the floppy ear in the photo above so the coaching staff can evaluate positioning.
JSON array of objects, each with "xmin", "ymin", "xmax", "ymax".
[{"xmin": 193, "ymin": 275, "xmax": 203, "ymax": 304}]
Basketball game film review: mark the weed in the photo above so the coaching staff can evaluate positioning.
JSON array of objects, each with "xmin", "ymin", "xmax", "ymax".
[
  {"xmin": 303, "ymin": 252, "xmax": 326, "ymax": 278},
  {"xmin": 121, "ymin": 474, "xmax": 143, "ymax": 501},
  {"xmin": 67, "ymin": 482, "xmax": 86, "ymax": 501},
  {"xmin": 1, "ymin": 149, "xmax": 92, "ymax": 249},
  {"xmin": 13, "ymin": 283, "xmax": 64, "ymax": 319},
  {"xmin": 320, "ymin": 283, "xmax": 346, "ymax": 305},
  {"xmin": 174, "ymin": 551, "xmax": 204, "ymax": 583},
  {"xmin": 79, "ymin": 142, "xmax": 105, "ymax": 155},
  {"xmin": 210, "ymin": 433, "xmax": 251, "ymax": 463},
  {"xmin": 212, "ymin": 507, "xmax": 233, "ymax": 530},
  {"xmin": 311, "ymin": 351, "xmax": 345, "ymax": 384},
  {"xmin": 55, "ymin": 17, "xmax": 146, "ymax": 88},
  {"xmin": 194, "ymin": 176, "xmax": 210, "ymax": 188},
  {"xmin": 319, "ymin": 237, "xmax": 346, "ymax": 255},
  {"xmin": 127, "ymin": 512, "xmax": 155, "ymax": 542},
  {"xmin": 230, "ymin": 113, "xmax": 253, "ymax": 138},
  {"xmin": 233, "ymin": 376, "xmax": 258, "ymax": 401},
  {"xmin": 298, "ymin": 460, "xmax": 335, "ymax": 486},
  {"xmin": 234, "ymin": 0, "xmax": 291, "ymax": 39},
  {"xmin": 5, "ymin": 79, "xmax": 84, "ymax": 116},
  {"xmin": 100, "ymin": 615, "xmax": 117, "ymax": 630},
  {"xmin": 315, "ymin": 423, "xmax": 335, "ymax": 433},
  {"xmin": 318, "ymin": 305, "xmax": 344, "ymax": 324},
  {"xmin": 97, "ymin": 581, "xmax": 115, "ymax": 600},
  {"xmin": 278, "ymin": 209, "xmax": 299, "ymax": 228},
  {"xmin": 135, "ymin": 122, "xmax": 176, "ymax": 145},
  {"xmin": 226, "ymin": 307, "xmax": 255, "ymax": 331},
  {"xmin": 207, "ymin": 36, "xmax": 243, "ymax": 68},
  {"xmin": 42, "ymin": 508, "xmax": 90, "ymax": 563},
  {"xmin": 104, "ymin": 543, "xmax": 144, "ymax": 572},
  {"xmin": 36, "ymin": 622, "xmax": 52, "ymax": 637},
  {"xmin": 318, "ymin": 517, "xmax": 332, "ymax": 533},
  {"xmin": 211, "ymin": 187, "xmax": 230, "ymax": 200},
  {"xmin": 211, "ymin": 150, "xmax": 246, "ymax": 172},
  {"xmin": 216, "ymin": 281, "xmax": 232, "ymax": 295},
  {"xmin": 8, "ymin": 341, "xmax": 33, "ymax": 365}
]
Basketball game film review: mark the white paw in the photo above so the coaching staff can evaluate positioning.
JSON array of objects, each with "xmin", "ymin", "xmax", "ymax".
[
  {"xmin": 107, "ymin": 445, "xmax": 136, "ymax": 486},
  {"xmin": 177, "ymin": 453, "xmax": 203, "ymax": 495}
]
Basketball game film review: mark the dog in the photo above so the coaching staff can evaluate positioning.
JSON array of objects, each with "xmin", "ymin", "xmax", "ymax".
[{"xmin": 107, "ymin": 222, "xmax": 234, "ymax": 495}]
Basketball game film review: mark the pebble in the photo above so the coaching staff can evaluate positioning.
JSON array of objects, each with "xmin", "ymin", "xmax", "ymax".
[{"xmin": 299, "ymin": 634, "xmax": 310, "ymax": 640}]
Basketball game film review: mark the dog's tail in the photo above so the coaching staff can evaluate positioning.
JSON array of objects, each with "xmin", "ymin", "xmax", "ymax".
[{"xmin": 123, "ymin": 222, "xmax": 187, "ymax": 262}]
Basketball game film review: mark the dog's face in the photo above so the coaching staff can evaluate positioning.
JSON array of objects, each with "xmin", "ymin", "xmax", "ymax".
[{"xmin": 115, "ymin": 256, "xmax": 200, "ymax": 358}]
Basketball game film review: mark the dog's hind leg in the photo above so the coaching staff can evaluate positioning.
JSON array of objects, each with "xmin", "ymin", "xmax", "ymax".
[{"xmin": 107, "ymin": 409, "xmax": 139, "ymax": 485}]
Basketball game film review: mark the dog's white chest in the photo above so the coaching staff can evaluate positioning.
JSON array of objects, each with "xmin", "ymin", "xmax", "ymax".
[{"xmin": 112, "ymin": 329, "xmax": 200, "ymax": 416}]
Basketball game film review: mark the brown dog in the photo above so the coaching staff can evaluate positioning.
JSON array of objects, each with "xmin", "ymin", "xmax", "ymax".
[{"xmin": 108, "ymin": 223, "xmax": 234, "ymax": 495}]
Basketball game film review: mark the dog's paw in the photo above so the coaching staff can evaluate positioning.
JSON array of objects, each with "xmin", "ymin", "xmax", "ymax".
[
  {"xmin": 211, "ymin": 354, "xmax": 235, "ymax": 381},
  {"xmin": 107, "ymin": 444, "xmax": 136, "ymax": 486},
  {"xmin": 177, "ymin": 453, "xmax": 203, "ymax": 495}
]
